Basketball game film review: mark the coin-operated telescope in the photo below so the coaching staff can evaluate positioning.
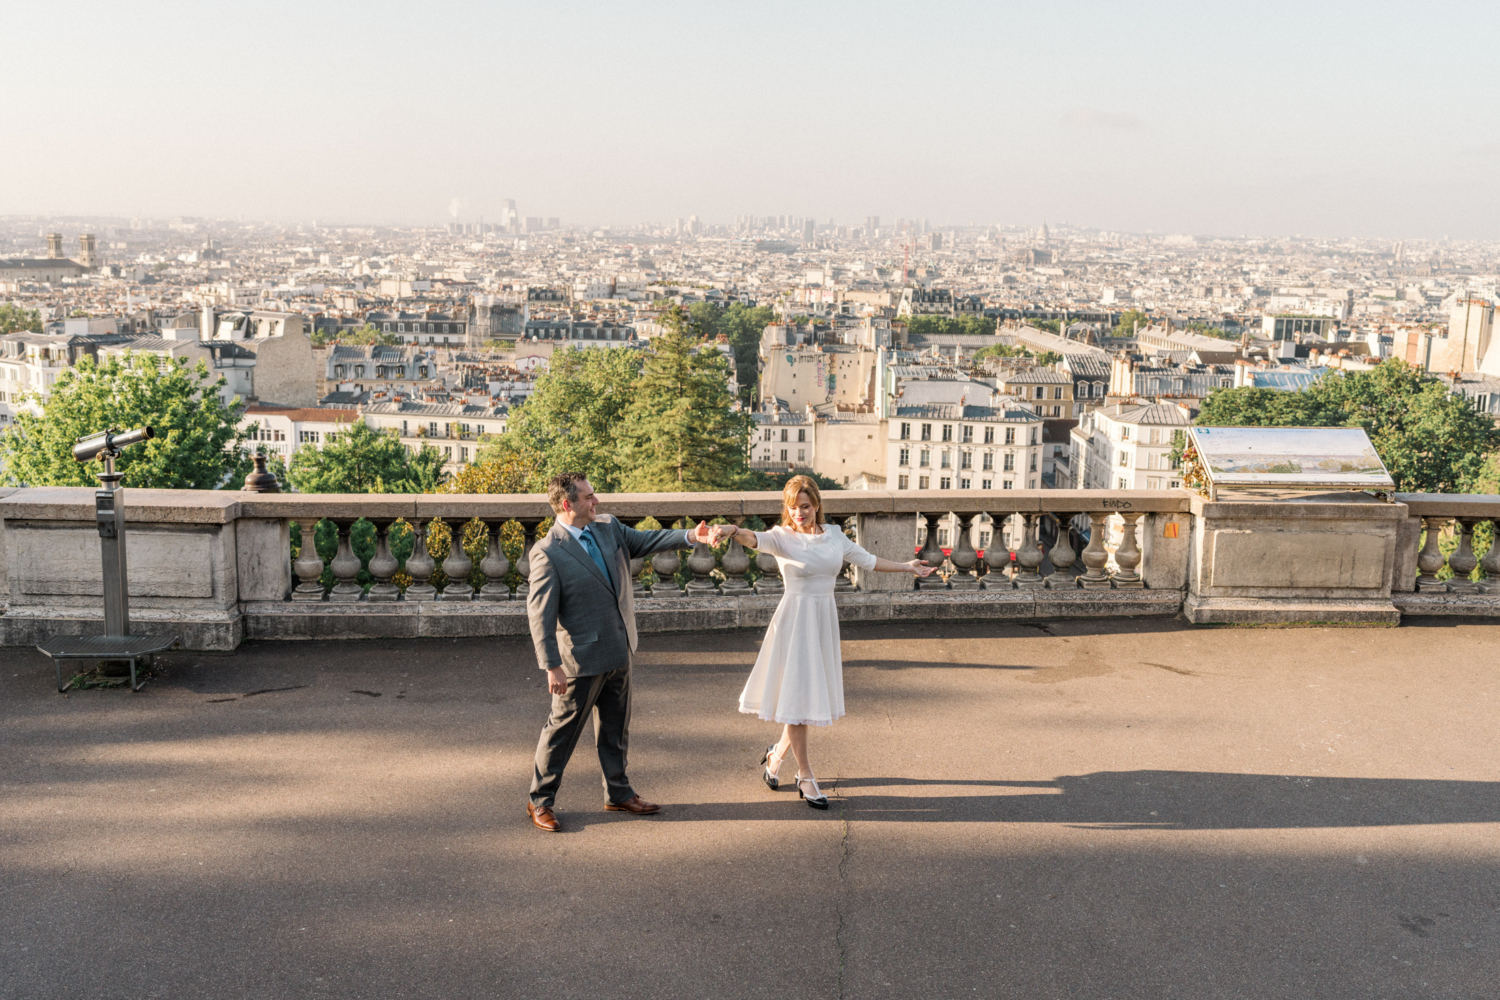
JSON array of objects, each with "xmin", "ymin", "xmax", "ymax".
[{"xmin": 38, "ymin": 427, "xmax": 176, "ymax": 692}]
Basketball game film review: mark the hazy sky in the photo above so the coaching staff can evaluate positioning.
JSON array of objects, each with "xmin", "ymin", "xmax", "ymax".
[{"xmin": 6, "ymin": 1, "xmax": 1498, "ymax": 237}]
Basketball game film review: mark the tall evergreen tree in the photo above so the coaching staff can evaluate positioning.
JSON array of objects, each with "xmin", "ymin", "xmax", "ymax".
[{"xmin": 618, "ymin": 331, "xmax": 751, "ymax": 492}]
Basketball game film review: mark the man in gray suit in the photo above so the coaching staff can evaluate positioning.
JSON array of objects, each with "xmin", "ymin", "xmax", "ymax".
[{"xmin": 526, "ymin": 472, "xmax": 713, "ymax": 832}]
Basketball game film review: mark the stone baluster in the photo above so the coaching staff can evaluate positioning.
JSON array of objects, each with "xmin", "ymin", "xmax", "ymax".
[
  {"xmin": 478, "ymin": 521, "xmax": 512, "ymax": 601},
  {"xmin": 685, "ymin": 517, "xmax": 720, "ymax": 594},
  {"xmin": 327, "ymin": 519, "xmax": 365, "ymax": 602},
  {"xmin": 1078, "ymin": 512, "xmax": 1113, "ymax": 589},
  {"xmin": 651, "ymin": 523, "xmax": 683, "ymax": 597},
  {"xmin": 404, "ymin": 519, "xmax": 438, "ymax": 601},
  {"xmin": 1013, "ymin": 513, "xmax": 1045, "ymax": 590},
  {"xmin": 1111, "ymin": 512, "xmax": 1145, "ymax": 589},
  {"xmin": 513, "ymin": 519, "xmax": 540, "ymax": 599},
  {"xmin": 1478, "ymin": 520, "xmax": 1500, "ymax": 595},
  {"xmin": 366, "ymin": 520, "xmax": 401, "ymax": 602},
  {"xmin": 916, "ymin": 512, "xmax": 948, "ymax": 590},
  {"xmin": 1045, "ymin": 512, "xmax": 1079, "ymax": 589},
  {"xmin": 1446, "ymin": 518, "xmax": 1480, "ymax": 594},
  {"xmin": 439, "ymin": 519, "xmax": 475, "ymax": 601},
  {"xmin": 629, "ymin": 519, "xmax": 650, "ymax": 597},
  {"xmin": 291, "ymin": 518, "xmax": 328, "ymax": 602},
  {"xmin": 1415, "ymin": 516, "xmax": 1450, "ymax": 593},
  {"xmin": 752, "ymin": 529, "xmax": 783, "ymax": 596},
  {"xmin": 832, "ymin": 514, "xmax": 856, "ymax": 592},
  {"xmin": 719, "ymin": 517, "xmax": 752, "ymax": 594},
  {"xmin": 981, "ymin": 512, "xmax": 1012, "ymax": 590},
  {"xmin": 948, "ymin": 512, "xmax": 981, "ymax": 590}
]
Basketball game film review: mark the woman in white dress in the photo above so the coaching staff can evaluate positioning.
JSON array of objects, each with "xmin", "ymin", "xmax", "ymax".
[{"xmin": 712, "ymin": 476, "xmax": 935, "ymax": 809}]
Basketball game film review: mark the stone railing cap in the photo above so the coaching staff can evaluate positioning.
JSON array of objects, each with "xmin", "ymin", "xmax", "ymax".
[
  {"xmin": 1393, "ymin": 493, "xmax": 1500, "ymax": 518},
  {"xmin": 0, "ymin": 487, "xmax": 242, "ymax": 524}
]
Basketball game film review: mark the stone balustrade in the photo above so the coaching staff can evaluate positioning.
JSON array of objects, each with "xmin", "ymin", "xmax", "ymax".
[{"xmin": 0, "ymin": 486, "xmax": 1496, "ymax": 651}]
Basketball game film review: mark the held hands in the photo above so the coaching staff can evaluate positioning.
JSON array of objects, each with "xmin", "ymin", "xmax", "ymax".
[
  {"xmin": 708, "ymin": 523, "xmax": 736, "ymax": 545},
  {"xmin": 907, "ymin": 559, "xmax": 936, "ymax": 578},
  {"xmin": 689, "ymin": 519, "xmax": 717, "ymax": 545}
]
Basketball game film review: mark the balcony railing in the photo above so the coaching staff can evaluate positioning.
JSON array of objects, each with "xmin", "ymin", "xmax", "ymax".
[{"xmin": 0, "ymin": 487, "xmax": 1494, "ymax": 651}]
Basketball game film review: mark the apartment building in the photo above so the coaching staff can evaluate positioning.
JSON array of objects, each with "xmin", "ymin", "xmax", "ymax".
[
  {"xmin": 361, "ymin": 399, "xmax": 509, "ymax": 474},
  {"xmin": 240, "ymin": 406, "xmax": 361, "ymax": 464},
  {"xmin": 888, "ymin": 404, "xmax": 1045, "ymax": 491},
  {"xmin": 1062, "ymin": 401, "xmax": 1190, "ymax": 491},
  {"xmin": 998, "ymin": 370, "xmax": 1073, "ymax": 418}
]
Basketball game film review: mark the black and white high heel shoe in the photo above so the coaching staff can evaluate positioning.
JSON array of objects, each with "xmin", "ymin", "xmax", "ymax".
[
  {"xmin": 795, "ymin": 774, "xmax": 829, "ymax": 810},
  {"xmin": 760, "ymin": 744, "xmax": 787, "ymax": 791}
]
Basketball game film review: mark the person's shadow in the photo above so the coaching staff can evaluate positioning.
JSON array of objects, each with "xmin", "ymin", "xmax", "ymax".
[{"xmin": 572, "ymin": 770, "xmax": 1500, "ymax": 829}]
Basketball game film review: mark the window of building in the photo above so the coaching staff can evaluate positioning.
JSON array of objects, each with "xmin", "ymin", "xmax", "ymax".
[
  {"xmin": 1118, "ymin": 477, "xmax": 1128, "ymax": 489},
  {"xmin": 919, "ymin": 449, "xmax": 930, "ymax": 467},
  {"xmin": 1030, "ymin": 428, "xmax": 1038, "ymax": 445},
  {"xmin": 1003, "ymin": 480, "xmax": 1013, "ymax": 489},
  {"xmin": 920, "ymin": 423, "xmax": 932, "ymax": 441},
  {"xmin": 918, "ymin": 476, "xmax": 930, "ymax": 489},
  {"xmin": 938, "ymin": 528, "xmax": 950, "ymax": 546},
  {"xmin": 429, "ymin": 422, "xmax": 438, "ymax": 436},
  {"xmin": 459, "ymin": 447, "xmax": 468, "ymax": 462},
  {"xmin": 899, "ymin": 448, "xmax": 910, "ymax": 467},
  {"xmin": 941, "ymin": 425, "xmax": 953, "ymax": 442},
  {"xmin": 1035, "ymin": 386, "xmax": 1045, "ymax": 399},
  {"xmin": 960, "ymin": 478, "xmax": 971, "ymax": 489},
  {"xmin": 1030, "ymin": 479, "xmax": 1037, "ymax": 489},
  {"xmin": 940, "ymin": 477, "xmax": 952, "ymax": 490},
  {"xmin": 444, "ymin": 446, "xmax": 452, "ymax": 458},
  {"xmin": 780, "ymin": 429, "xmax": 788, "ymax": 442},
  {"xmin": 940, "ymin": 451, "xmax": 951, "ymax": 469},
  {"xmin": 1051, "ymin": 406, "xmax": 1061, "ymax": 416},
  {"xmin": 1003, "ymin": 453, "xmax": 1015, "ymax": 472},
  {"xmin": 898, "ymin": 475, "xmax": 909, "ymax": 489},
  {"xmin": 797, "ymin": 448, "xmax": 806, "ymax": 462},
  {"xmin": 982, "ymin": 453, "xmax": 993, "ymax": 471},
  {"xmin": 983, "ymin": 427, "xmax": 995, "ymax": 444},
  {"xmin": 981, "ymin": 480, "xmax": 992, "ymax": 491},
  {"xmin": 961, "ymin": 425, "xmax": 973, "ymax": 443},
  {"xmin": 1005, "ymin": 427, "xmax": 1015, "ymax": 445},
  {"xmin": 299, "ymin": 430, "xmax": 319, "ymax": 444},
  {"xmin": 780, "ymin": 449, "xmax": 788, "ymax": 461},
  {"xmin": 900, "ymin": 422, "xmax": 911, "ymax": 440},
  {"xmin": 797, "ymin": 429, "xmax": 806, "ymax": 442},
  {"xmin": 1119, "ymin": 451, "xmax": 1129, "ymax": 467},
  {"xmin": 1030, "ymin": 454, "xmax": 1037, "ymax": 472},
  {"xmin": 960, "ymin": 452, "xmax": 972, "ymax": 470},
  {"xmin": 763, "ymin": 429, "xmax": 772, "ymax": 441},
  {"xmin": 1121, "ymin": 426, "xmax": 1130, "ymax": 440}
]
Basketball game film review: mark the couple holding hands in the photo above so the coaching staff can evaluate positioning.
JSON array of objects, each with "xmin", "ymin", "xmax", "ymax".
[{"xmin": 524, "ymin": 472, "xmax": 935, "ymax": 832}]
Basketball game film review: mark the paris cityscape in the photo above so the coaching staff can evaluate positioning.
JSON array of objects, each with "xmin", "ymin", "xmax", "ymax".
[{"xmin": 4, "ymin": 4, "xmax": 1498, "ymax": 999}]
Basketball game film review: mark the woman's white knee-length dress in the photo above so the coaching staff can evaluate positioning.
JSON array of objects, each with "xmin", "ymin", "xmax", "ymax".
[{"xmin": 737, "ymin": 525, "xmax": 878, "ymax": 727}]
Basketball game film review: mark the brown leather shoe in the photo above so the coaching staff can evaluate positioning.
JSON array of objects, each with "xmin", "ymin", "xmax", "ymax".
[
  {"xmin": 604, "ymin": 795, "xmax": 660, "ymax": 814},
  {"xmin": 527, "ymin": 801, "xmax": 561, "ymax": 832}
]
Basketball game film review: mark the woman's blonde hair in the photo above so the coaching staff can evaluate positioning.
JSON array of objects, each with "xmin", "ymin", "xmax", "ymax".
[{"xmin": 779, "ymin": 474, "xmax": 824, "ymax": 528}]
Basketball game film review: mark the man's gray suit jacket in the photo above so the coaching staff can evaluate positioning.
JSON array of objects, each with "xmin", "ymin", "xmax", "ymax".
[{"xmin": 526, "ymin": 515, "xmax": 690, "ymax": 677}]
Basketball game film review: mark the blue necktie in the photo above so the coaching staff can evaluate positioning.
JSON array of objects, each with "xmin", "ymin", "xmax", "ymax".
[{"xmin": 579, "ymin": 528, "xmax": 613, "ymax": 587}]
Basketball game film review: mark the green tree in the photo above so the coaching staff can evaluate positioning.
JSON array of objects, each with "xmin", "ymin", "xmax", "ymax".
[
  {"xmin": 288, "ymin": 421, "xmax": 446, "ymax": 493},
  {"xmin": 1191, "ymin": 361, "xmax": 1500, "ymax": 493},
  {"xmin": 0, "ymin": 304, "xmax": 43, "ymax": 333},
  {"xmin": 718, "ymin": 302, "xmax": 777, "ymax": 405},
  {"xmin": 904, "ymin": 315, "xmax": 997, "ymax": 338},
  {"xmin": 0, "ymin": 353, "xmax": 250, "ymax": 488},
  {"xmin": 1113, "ymin": 309, "xmax": 1151, "ymax": 336},
  {"xmin": 477, "ymin": 346, "xmax": 646, "ymax": 492},
  {"xmin": 618, "ymin": 330, "xmax": 751, "ymax": 491}
]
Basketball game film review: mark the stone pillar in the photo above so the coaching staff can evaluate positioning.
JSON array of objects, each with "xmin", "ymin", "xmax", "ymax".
[
  {"xmin": 439, "ymin": 520, "xmax": 475, "ymax": 601},
  {"xmin": 850, "ymin": 513, "xmax": 910, "ymax": 593},
  {"xmin": 477, "ymin": 521, "xmax": 512, "ymax": 601},
  {"xmin": 1479, "ymin": 520, "xmax": 1500, "ymax": 595},
  {"xmin": 1112, "ymin": 512, "xmax": 1144, "ymax": 589},
  {"xmin": 947, "ymin": 512, "xmax": 981, "ymax": 590},
  {"xmin": 1013, "ymin": 513, "xmax": 1045, "ymax": 591},
  {"xmin": 1078, "ymin": 512, "xmax": 1112, "ymax": 590},
  {"xmin": 651, "ymin": 536, "xmax": 683, "ymax": 597},
  {"xmin": 982, "ymin": 512, "xmax": 1012, "ymax": 590},
  {"xmin": 1415, "ymin": 516, "xmax": 1449, "ymax": 593},
  {"xmin": 685, "ymin": 518, "xmax": 719, "ymax": 594},
  {"xmin": 916, "ymin": 512, "xmax": 948, "ymax": 591},
  {"xmin": 1447, "ymin": 518, "xmax": 1480, "ymax": 594},
  {"xmin": 1045, "ymin": 512, "xmax": 1078, "ymax": 589},
  {"xmin": 291, "ymin": 519, "xmax": 327, "ymax": 602},
  {"xmin": 326, "ymin": 520, "xmax": 364, "ymax": 602},
  {"xmin": 719, "ymin": 517, "xmax": 752, "ymax": 594},
  {"xmin": 404, "ymin": 519, "xmax": 438, "ymax": 602},
  {"xmin": 366, "ymin": 520, "xmax": 401, "ymax": 602},
  {"xmin": 512, "ymin": 519, "xmax": 539, "ymax": 600}
]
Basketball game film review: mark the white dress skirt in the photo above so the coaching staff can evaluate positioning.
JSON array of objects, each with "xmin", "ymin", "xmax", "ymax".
[{"xmin": 738, "ymin": 525, "xmax": 879, "ymax": 727}]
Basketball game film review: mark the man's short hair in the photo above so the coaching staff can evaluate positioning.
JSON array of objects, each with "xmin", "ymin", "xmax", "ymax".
[{"xmin": 547, "ymin": 472, "xmax": 590, "ymax": 513}]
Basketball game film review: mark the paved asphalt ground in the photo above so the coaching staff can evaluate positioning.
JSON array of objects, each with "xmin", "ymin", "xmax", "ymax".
[{"xmin": 3, "ymin": 618, "xmax": 1498, "ymax": 1000}]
